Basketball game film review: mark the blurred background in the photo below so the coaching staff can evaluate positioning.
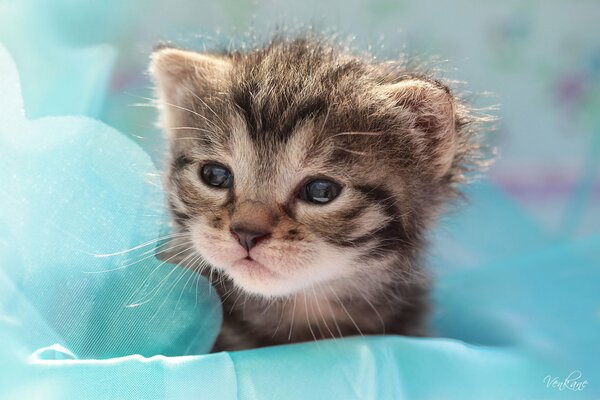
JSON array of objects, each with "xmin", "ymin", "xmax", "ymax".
[{"xmin": 0, "ymin": 0, "xmax": 599, "ymax": 263}]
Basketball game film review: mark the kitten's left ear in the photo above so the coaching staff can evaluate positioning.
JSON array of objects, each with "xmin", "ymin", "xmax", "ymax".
[
  {"xmin": 385, "ymin": 79, "xmax": 457, "ymax": 179},
  {"xmin": 149, "ymin": 46, "xmax": 231, "ymax": 96},
  {"xmin": 149, "ymin": 47, "xmax": 232, "ymax": 129}
]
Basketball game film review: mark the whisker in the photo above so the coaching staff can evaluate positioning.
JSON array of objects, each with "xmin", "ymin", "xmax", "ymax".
[
  {"xmin": 311, "ymin": 285, "xmax": 336, "ymax": 340},
  {"xmin": 260, "ymin": 297, "xmax": 277, "ymax": 316},
  {"xmin": 303, "ymin": 290, "xmax": 319, "ymax": 344},
  {"xmin": 125, "ymin": 242, "xmax": 195, "ymax": 306},
  {"xmin": 319, "ymin": 102, "xmax": 333, "ymax": 136},
  {"xmin": 170, "ymin": 126, "xmax": 213, "ymax": 133},
  {"xmin": 173, "ymin": 255, "xmax": 206, "ymax": 316},
  {"xmin": 180, "ymin": 85, "xmax": 227, "ymax": 127},
  {"xmin": 83, "ymin": 236, "xmax": 192, "ymax": 275},
  {"xmin": 146, "ymin": 249, "xmax": 198, "ymax": 295},
  {"xmin": 319, "ymin": 282, "xmax": 344, "ymax": 338},
  {"xmin": 134, "ymin": 94, "xmax": 222, "ymax": 132},
  {"xmin": 287, "ymin": 294, "xmax": 298, "ymax": 341},
  {"xmin": 115, "ymin": 240, "xmax": 194, "ymax": 272},
  {"xmin": 148, "ymin": 266, "xmax": 191, "ymax": 321},
  {"xmin": 331, "ymin": 131, "xmax": 384, "ymax": 138},
  {"xmin": 229, "ymin": 288, "xmax": 246, "ymax": 315},
  {"xmin": 91, "ymin": 232, "xmax": 189, "ymax": 258},
  {"xmin": 151, "ymin": 240, "xmax": 195, "ymax": 259},
  {"xmin": 129, "ymin": 102, "xmax": 156, "ymax": 108},
  {"xmin": 192, "ymin": 269, "xmax": 212, "ymax": 302},
  {"xmin": 193, "ymin": 268, "xmax": 202, "ymax": 308},
  {"xmin": 219, "ymin": 285, "xmax": 239, "ymax": 304},
  {"xmin": 333, "ymin": 146, "xmax": 370, "ymax": 157},
  {"xmin": 168, "ymin": 137, "xmax": 207, "ymax": 142},
  {"xmin": 140, "ymin": 250, "xmax": 200, "ymax": 315},
  {"xmin": 208, "ymin": 267, "xmax": 215, "ymax": 296},
  {"xmin": 170, "ymin": 267, "xmax": 196, "ymax": 314},
  {"xmin": 272, "ymin": 296, "xmax": 290, "ymax": 338},
  {"xmin": 86, "ymin": 236, "xmax": 193, "ymax": 274},
  {"xmin": 126, "ymin": 265, "xmax": 181, "ymax": 309},
  {"xmin": 242, "ymin": 291, "xmax": 249, "ymax": 320},
  {"xmin": 327, "ymin": 284, "xmax": 364, "ymax": 337},
  {"xmin": 306, "ymin": 290, "xmax": 326, "ymax": 340},
  {"xmin": 358, "ymin": 289, "xmax": 386, "ymax": 335}
]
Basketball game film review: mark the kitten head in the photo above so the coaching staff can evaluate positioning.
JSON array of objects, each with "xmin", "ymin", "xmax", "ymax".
[{"xmin": 150, "ymin": 37, "xmax": 482, "ymax": 298}]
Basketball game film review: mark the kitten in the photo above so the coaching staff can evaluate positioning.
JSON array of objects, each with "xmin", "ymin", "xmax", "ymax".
[{"xmin": 149, "ymin": 36, "xmax": 485, "ymax": 351}]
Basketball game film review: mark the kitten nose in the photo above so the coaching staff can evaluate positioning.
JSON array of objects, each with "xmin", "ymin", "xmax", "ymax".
[{"xmin": 230, "ymin": 224, "xmax": 271, "ymax": 251}]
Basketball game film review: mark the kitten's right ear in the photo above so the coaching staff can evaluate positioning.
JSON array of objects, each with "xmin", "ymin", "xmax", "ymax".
[
  {"xmin": 383, "ymin": 79, "xmax": 457, "ymax": 179},
  {"xmin": 149, "ymin": 46, "xmax": 232, "ymax": 108}
]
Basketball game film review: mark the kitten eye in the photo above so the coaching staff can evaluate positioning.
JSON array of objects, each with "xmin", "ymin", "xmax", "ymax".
[
  {"xmin": 300, "ymin": 179, "xmax": 342, "ymax": 204},
  {"xmin": 200, "ymin": 163, "xmax": 233, "ymax": 188}
]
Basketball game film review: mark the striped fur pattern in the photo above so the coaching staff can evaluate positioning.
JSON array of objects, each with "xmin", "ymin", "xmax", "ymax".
[{"xmin": 149, "ymin": 36, "xmax": 487, "ymax": 351}]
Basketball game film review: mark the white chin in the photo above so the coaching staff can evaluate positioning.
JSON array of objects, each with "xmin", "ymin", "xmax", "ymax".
[{"xmin": 226, "ymin": 258, "xmax": 305, "ymax": 297}]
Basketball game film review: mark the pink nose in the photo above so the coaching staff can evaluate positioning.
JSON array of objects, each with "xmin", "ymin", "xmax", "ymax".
[{"xmin": 230, "ymin": 224, "xmax": 271, "ymax": 251}]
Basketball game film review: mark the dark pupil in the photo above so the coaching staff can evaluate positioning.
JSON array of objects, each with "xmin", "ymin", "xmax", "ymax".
[
  {"xmin": 201, "ymin": 164, "xmax": 232, "ymax": 188},
  {"xmin": 305, "ymin": 179, "xmax": 341, "ymax": 204}
]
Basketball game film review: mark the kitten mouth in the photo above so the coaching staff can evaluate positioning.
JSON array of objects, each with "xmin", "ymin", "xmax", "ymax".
[{"xmin": 231, "ymin": 257, "xmax": 279, "ymax": 281}]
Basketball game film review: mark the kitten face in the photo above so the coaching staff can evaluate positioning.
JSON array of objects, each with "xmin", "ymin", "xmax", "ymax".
[
  {"xmin": 150, "ymin": 39, "xmax": 471, "ymax": 299},
  {"xmin": 167, "ymin": 116, "xmax": 403, "ymax": 297}
]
